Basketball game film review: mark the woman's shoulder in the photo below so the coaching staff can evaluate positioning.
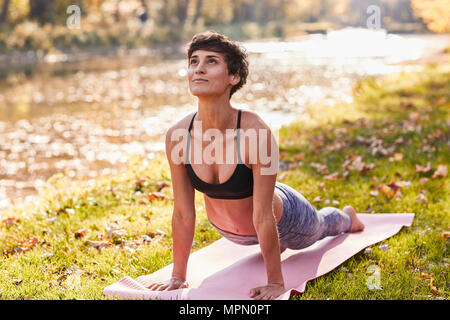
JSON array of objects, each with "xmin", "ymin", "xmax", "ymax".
[
  {"xmin": 166, "ymin": 111, "xmax": 197, "ymax": 133},
  {"xmin": 240, "ymin": 109, "xmax": 272, "ymax": 131}
]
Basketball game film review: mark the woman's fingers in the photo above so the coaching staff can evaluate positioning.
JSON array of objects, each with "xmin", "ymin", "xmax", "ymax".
[
  {"xmin": 147, "ymin": 282, "xmax": 165, "ymax": 291},
  {"xmin": 147, "ymin": 279, "xmax": 188, "ymax": 291},
  {"xmin": 250, "ymin": 284, "xmax": 285, "ymax": 300},
  {"xmin": 249, "ymin": 286, "xmax": 262, "ymax": 298}
]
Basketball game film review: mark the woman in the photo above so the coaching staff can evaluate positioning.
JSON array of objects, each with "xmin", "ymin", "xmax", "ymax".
[{"xmin": 148, "ymin": 31, "xmax": 365, "ymax": 300}]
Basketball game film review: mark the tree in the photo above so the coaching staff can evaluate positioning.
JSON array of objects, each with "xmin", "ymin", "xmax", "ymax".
[
  {"xmin": 29, "ymin": 0, "xmax": 55, "ymax": 24},
  {"xmin": 411, "ymin": 0, "xmax": 450, "ymax": 33},
  {"xmin": 0, "ymin": 0, "xmax": 11, "ymax": 26},
  {"xmin": 192, "ymin": 0, "xmax": 203, "ymax": 24},
  {"xmin": 176, "ymin": 0, "xmax": 190, "ymax": 26}
]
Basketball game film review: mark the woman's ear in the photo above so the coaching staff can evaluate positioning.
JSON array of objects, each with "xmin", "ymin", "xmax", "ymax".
[{"xmin": 230, "ymin": 74, "xmax": 240, "ymax": 86}]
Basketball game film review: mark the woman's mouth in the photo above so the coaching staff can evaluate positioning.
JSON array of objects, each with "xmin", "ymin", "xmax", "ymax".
[{"xmin": 193, "ymin": 79, "xmax": 208, "ymax": 83}]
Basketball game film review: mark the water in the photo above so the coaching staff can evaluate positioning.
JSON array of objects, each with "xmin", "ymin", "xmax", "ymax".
[{"xmin": 0, "ymin": 28, "xmax": 448, "ymax": 210}]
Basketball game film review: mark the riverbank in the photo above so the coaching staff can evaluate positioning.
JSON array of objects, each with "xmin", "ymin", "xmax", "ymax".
[
  {"xmin": 0, "ymin": 20, "xmax": 430, "ymax": 68},
  {"xmin": 0, "ymin": 59, "xmax": 448, "ymax": 299}
]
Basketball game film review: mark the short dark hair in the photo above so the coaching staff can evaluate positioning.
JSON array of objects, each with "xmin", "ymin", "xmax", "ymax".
[{"xmin": 187, "ymin": 31, "xmax": 249, "ymax": 98}]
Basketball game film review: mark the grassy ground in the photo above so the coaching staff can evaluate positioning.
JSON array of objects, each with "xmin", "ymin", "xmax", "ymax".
[{"xmin": 0, "ymin": 62, "xmax": 448, "ymax": 300}]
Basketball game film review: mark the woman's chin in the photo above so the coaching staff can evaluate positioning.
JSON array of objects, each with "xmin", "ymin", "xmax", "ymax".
[{"xmin": 190, "ymin": 90, "xmax": 215, "ymax": 98}]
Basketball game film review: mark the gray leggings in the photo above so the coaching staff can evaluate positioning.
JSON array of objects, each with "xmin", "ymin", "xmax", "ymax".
[{"xmin": 208, "ymin": 182, "xmax": 352, "ymax": 250}]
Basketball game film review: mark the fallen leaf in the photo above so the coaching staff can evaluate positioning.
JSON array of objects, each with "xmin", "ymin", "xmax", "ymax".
[
  {"xmin": 16, "ymin": 236, "xmax": 39, "ymax": 253},
  {"xmin": 86, "ymin": 240, "xmax": 112, "ymax": 250},
  {"xmin": 74, "ymin": 229, "xmax": 89, "ymax": 239},
  {"xmin": 417, "ymin": 192, "xmax": 428, "ymax": 204},
  {"xmin": 156, "ymin": 181, "xmax": 169, "ymax": 191},
  {"xmin": 1, "ymin": 217, "xmax": 20, "ymax": 226},
  {"xmin": 419, "ymin": 177, "xmax": 429, "ymax": 184},
  {"xmin": 409, "ymin": 111, "xmax": 419, "ymax": 122},
  {"xmin": 147, "ymin": 192, "xmax": 166, "ymax": 201},
  {"xmin": 13, "ymin": 279, "xmax": 23, "ymax": 285},
  {"xmin": 388, "ymin": 153, "xmax": 403, "ymax": 162},
  {"xmin": 293, "ymin": 153, "xmax": 305, "ymax": 161},
  {"xmin": 324, "ymin": 172, "xmax": 339, "ymax": 181},
  {"xmin": 106, "ymin": 222, "xmax": 127, "ymax": 239},
  {"xmin": 394, "ymin": 137, "xmax": 405, "ymax": 145},
  {"xmin": 430, "ymin": 286, "xmax": 440, "ymax": 296},
  {"xmin": 378, "ymin": 185, "xmax": 393, "ymax": 197},
  {"xmin": 415, "ymin": 162, "xmax": 431, "ymax": 173},
  {"xmin": 310, "ymin": 162, "xmax": 329, "ymax": 174},
  {"xmin": 432, "ymin": 164, "xmax": 447, "ymax": 178},
  {"xmin": 313, "ymin": 196, "xmax": 322, "ymax": 203}
]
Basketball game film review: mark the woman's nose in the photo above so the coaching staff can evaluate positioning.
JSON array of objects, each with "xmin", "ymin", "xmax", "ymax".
[{"xmin": 194, "ymin": 61, "xmax": 206, "ymax": 74}]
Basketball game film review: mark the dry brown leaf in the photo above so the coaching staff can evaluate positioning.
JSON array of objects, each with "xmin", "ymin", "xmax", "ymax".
[
  {"xmin": 74, "ymin": 229, "xmax": 89, "ymax": 239},
  {"xmin": 409, "ymin": 111, "xmax": 419, "ymax": 122},
  {"xmin": 86, "ymin": 240, "xmax": 111, "ymax": 250},
  {"xmin": 147, "ymin": 192, "xmax": 166, "ymax": 201},
  {"xmin": 430, "ymin": 286, "xmax": 440, "ymax": 296},
  {"xmin": 156, "ymin": 181, "xmax": 169, "ymax": 192},
  {"xmin": 341, "ymin": 171, "xmax": 349, "ymax": 179},
  {"xmin": 432, "ymin": 164, "xmax": 447, "ymax": 178},
  {"xmin": 324, "ymin": 172, "xmax": 339, "ymax": 181},
  {"xmin": 394, "ymin": 137, "xmax": 405, "ymax": 145},
  {"xmin": 388, "ymin": 153, "xmax": 403, "ymax": 162},
  {"xmin": 378, "ymin": 185, "xmax": 393, "ymax": 197},
  {"xmin": 17, "ymin": 236, "xmax": 39, "ymax": 249},
  {"xmin": 1, "ymin": 217, "xmax": 20, "ymax": 227},
  {"xmin": 415, "ymin": 162, "xmax": 431, "ymax": 173},
  {"xmin": 416, "ymin": 192, "xmax": 428, "ymax": 204},
  {"xmin": 310, "ymin": 162, "xmax": 329, "ymax": 174}
]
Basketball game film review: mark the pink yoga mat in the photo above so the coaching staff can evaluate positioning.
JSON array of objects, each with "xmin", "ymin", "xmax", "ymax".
[{"xmin": 104, "ymin": 213, "xmax": 414, "ymax": 300}]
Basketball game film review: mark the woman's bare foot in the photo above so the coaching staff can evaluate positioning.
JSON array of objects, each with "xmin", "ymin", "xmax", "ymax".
[{"xmin": 343, "ymin": 205, "xmax": 365, "ymax": 232}]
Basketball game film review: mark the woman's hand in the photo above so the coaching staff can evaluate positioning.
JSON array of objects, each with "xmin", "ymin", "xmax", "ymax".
[
  {"xmin": 147, "ymin": 276, "xmax": 188, "ymax": 291},
  {"xmin": 249, "ymin": 283, "xmax": 286, "ymax": 300}
]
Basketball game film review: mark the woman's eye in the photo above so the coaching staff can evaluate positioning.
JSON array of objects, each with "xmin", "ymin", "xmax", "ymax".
[{"xmin": 209, "ymin": 60, "xmax": 217, "ymax": 64}]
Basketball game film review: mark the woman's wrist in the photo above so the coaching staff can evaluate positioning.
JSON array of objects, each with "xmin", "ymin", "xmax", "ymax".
[{"xmin": 171, "ymin": 273, "xmax": 186, "ymax": 282}]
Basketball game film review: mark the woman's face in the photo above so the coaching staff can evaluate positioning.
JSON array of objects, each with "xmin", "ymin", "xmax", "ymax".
[{"xmin": 188, "ymin": 49, "xmax": 240, "ymax": 98}]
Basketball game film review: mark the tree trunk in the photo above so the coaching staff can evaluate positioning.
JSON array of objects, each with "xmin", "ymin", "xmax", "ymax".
[
  {"xmin": 192, "ymin": 0, "xmax": 203, "ymax": 24},
  {"xmin": 0, "ymin": 0, "xmax": 11, "ymax": 26},
  {"xmin": 29, "ymin": 0, "xmax": 55, "ymax": 24},
  {"xmin": 176, "ymin": 0, "xmax": 190, "ymax": 26},
  {"xmin": 161, "ymin": 0, "xmax": 170, "ymax": 26}
]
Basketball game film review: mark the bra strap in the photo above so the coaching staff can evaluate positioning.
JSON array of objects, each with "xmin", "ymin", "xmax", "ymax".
[
  {"xmin": 236, "ymin": 110, "xmax": 243, "ymax": 164},
  {"xmin": 185, "ymin": 112, "xmax": 197, "ymax": 164}
]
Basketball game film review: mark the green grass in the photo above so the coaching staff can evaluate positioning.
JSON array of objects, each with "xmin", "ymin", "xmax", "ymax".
[{"xmin": 0, "ymin": 63, "xmax": 449, "ymax": 300}]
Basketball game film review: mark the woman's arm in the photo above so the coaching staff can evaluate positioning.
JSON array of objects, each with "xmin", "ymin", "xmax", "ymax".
[
  {"xmin": 248, "ymin": 114, "xmax": 285, "ymax": 299},
  {"xmin": 148, "ymin": 121, "xmax": 196, "ymax": 290}
]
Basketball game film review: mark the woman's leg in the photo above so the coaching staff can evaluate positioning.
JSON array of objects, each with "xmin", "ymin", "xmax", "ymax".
[{"xmin": 275, "ymin": 182, "xmax": 360, "ymax": 250}]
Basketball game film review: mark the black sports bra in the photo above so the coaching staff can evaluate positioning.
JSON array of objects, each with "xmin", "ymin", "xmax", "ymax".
[{"xmin": 184, "ymin": 110, "xmax": 254, "ymax": 199}]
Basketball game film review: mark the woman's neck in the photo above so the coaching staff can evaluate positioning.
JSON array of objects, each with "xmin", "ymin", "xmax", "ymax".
[{"xmin": 196, "ymin": 97, "xmax": 237, "ymax": 132}]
